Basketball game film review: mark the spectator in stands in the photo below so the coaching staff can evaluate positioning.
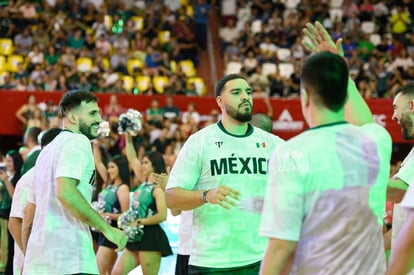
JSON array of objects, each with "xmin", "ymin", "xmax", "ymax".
[
  {"xmin": 259, "ymin": 36, "xmax": 278, "ymax": 56},
  {"xmin": 110, "ymin": 51, "xmax": 128, "ymax": 75},
  {"xmin": 14, "ymin": 77, "xmax": 28, "ymax": 91},
  {"xmin": 56, "ymin": 74, "xmax": 69, "ymax": 91},
  {"xmin": 0, "ymin": 9, "xmax": 15, "ymax": 38},
  {"xmin": 162, "ymin": 96, "xmax": 180, "ymax": 122},
  {"xmin": 30, "ymin": 64, "xmax": 46, "ymax": 87},
  {"xmin": 103, "ymin": 95, "xmax": 124, "ymax": 121},
  {"xmin": 390, "ymin": 4, "xmax": 411, "ymax": 43},
  {"xmin": 27, "ymin": 45, "xmax": 44, "ymax": 72},
  {"xmin": 19, "ymin": 1, "xmax": 38, "ymax": 27},
  {"xmin": 144, "ymin": 46, "xmax": 170, "ymax": 76},
  {"xmin": 375, "ymin": 34, "xmax": 391, "ymax": 59},
  {"xmin": 286, "ymin": 63, "xmax": 301, "ymax": 97},
  {"xmin": 240, "ymin": 36, "xmax": 260, "ymax": 58},
  {"xmin": 42, "ymin": 74, "xmax": 58, "ymax": 92},
  {"xmin": 193, "ymin": 0, "xmax": 210, "ymax": 51},
  {"xmin": 172, "ymin": 16, "xmax": 199, "ymax": 67},
  {"xmin": 50, "ymin": 29, "xmax": 67, "ymax": 53},
  {"xmin": 224, "ymin": 38, "xmax": 241, "ymax": 64},
  {"xmin": 95, "ymin": 34, "xmax": 112, "ymax": 57},
  {"xmin": 45, "ymin": 46, "xmax": 60, "ymax": 66},
  {"xmin": 185, "ymin": 83, "xmax": 198, "ymax": 96},
  {"xmin": 249, "ymin": 65, "xmax": 270, "ymax": 89},
  {"xmin": 181, "ymin": 102, "xmax": 200, "ymax": 127},
  {"xmin": 388, "ymin": 47, "xmax": 414, "ymax": 73},
  {"xmin": 243, "ymin": 50, "xmax": 259, "ymax": 76},
  {"xmin": 219, "ymin": 18, "xmax": 239, "ymax": 56},
  {"xmin": 14, "ymin": 28, "xmax": 33, "ymax": 55},
  {"xmin": 13, "ymin": 63, "xmax": 29, "ymax": 81},
  {"xmin": 32, "ymin": 24, "xmax": 50, "ymax": 52},
  {"xmin": 67, "ymin": 29, "xmax": 85, "ymax": 55},
  {"xmin": 374, "ymin": 0, "xmax": 389, "ymax": 34},
  {"xmin": 357, "ymin": 33, "xmax": 375, "ymax": 61},
  {"xmin": 146, "ymin": 98, "xmax": 164, "ymax": 124},
  {"xmin": 342, "ymin": 0, "xmax": 360, "ymax": 22}
]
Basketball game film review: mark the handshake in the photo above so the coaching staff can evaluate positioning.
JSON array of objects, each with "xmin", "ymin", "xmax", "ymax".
[{"xmin": 97, "ymin": 109, "xmax": 143, "ymax": 138}]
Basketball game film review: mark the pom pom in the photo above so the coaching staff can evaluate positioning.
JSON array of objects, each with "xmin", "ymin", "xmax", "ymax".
[
  {"xmin": 118, "ymin": 109, "xmax": 143, "ymax": 136},
  {"xmin": 97, "ymin": 121, "xmax": 110, "ymax": 138},
  {"xmin": 118, "ymin": 209, "xmax": 144, "ymax": 242}
]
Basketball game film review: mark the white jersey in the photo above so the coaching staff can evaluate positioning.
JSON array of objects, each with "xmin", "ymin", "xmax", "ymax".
[
  {"xmin": 260, "ymin": 122, "xmax": 391, "ymax": 275},
  {"xmin": 23, "ymin": 131, "xmax": 98, "ymax": 275},
  {"xmin": 167, "ymin": 122, "xmax": 284, "ymax": 268},
  {"xmin": 9, "ymin": 168, "xmax": 34, "ymax": 275},
  {"xmin": 177, "ymin": 210, "xmax": 193, "ymax": 255},
  {"xmin": 391, "ymin": 147, "xmax": 414, "ymax": 248}
]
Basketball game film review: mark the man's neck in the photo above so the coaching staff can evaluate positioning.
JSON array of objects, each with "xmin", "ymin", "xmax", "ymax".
[
  {"xmin": 307, "ymin": 107, "xmax": 346, "ymax": 128},
  {"xmin": 221, "ymin": 117, "xmax": 249, "ymax": 136}
]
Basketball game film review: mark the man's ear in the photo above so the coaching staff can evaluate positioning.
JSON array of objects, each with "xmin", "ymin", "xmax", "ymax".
[
  {"xmin": 409, "ymin": 100, "xmax": 414, "ymax": 114},
  {"xmin": 301, "ymin": 88, "xmax": 309, "ymax": 107},
  {"xmin": 67, "ymin": 111, "xmax": 77, "ymax": 123},
  {"xmin": 216, "ymin": 96, "xmax": 223, "ymax": 109}
]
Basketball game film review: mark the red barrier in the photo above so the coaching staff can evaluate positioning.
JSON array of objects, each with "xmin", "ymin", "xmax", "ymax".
[{"xmin": 0, "ymin": 91, "xmax": 408, "ymax": 143}]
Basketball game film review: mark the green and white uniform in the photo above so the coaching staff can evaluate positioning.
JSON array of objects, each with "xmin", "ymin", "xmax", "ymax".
[
  {"xmin": 391, "ymin": 147, "xmax": 414, "ymax": 250},
  {"xmin": 24, "ymin": 131, "xmax": 98, "ymax": 275},
  {"xmin": 260, "ymin": 122, "xmax": 392, "ymax": 275},
  {"xmin": 167, "ymin": 121, "xmax": 284, "ymax": 268}
]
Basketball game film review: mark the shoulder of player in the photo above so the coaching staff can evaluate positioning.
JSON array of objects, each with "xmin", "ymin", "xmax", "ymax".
[{"xmin": 251, "ymin": 127, "xmax": 284, "ymax": 143}]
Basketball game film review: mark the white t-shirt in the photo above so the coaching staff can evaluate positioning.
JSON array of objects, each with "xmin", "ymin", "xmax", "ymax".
[
  {"xmin": 260, "ymin": 122, "xmax": 391, "ymax": 274},
  {"xmin": 177, "ymin": 210, "xmax": 193, "ymax": 255},
  {"xmin": 23, "ymin": 131, "xmax": 98, "ymax": 275},
  {"xmin": 9, "ymin": 168, "xmax": 34, "ymax": 275},
  {"xmin": 392, "ymin": 147, "xmax": 414, "ymax": 247},
  {"xmin": 166, "ymin": 122, "xmax": 284, "ymax": 268}
]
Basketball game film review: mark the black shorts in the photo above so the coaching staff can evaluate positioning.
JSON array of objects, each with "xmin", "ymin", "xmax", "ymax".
[
  {"xmin": 188, "ymin": 261, "xmax": 260, "ymax": 275},
  {"xmin": 175, "ymin": 254, "xmax": 190, "ymax": 275}
]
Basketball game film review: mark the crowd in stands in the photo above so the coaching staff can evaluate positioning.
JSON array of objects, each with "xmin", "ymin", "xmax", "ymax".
[
  {"xmin": 0, "ymin": 0, "xmax": 207, "ymax": 96},
  {"xmin": 0, "ymin": 0, "xmax": 413, "ymax": 100},
  {"xmin": 218, "ymin": 0, "xmax": 414, "ymax": 99}
]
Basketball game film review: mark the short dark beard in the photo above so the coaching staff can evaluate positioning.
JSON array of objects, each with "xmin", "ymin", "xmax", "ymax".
[
  {"xmin": 225, "ymin": 102, "xmax": 252, "ymax": 122},
  {"xmin": 401, "ymin": 113, "xmax": 414, "ymax": 140},
  {"xmin": 79, "ymin": 120, "xmax": 97, "ymax": 140}
]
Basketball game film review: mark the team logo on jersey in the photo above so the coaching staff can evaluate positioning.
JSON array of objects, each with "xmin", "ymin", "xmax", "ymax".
[
  {"xmin": 256, "ymin": 142, "xmax": 266, "ymax": 148},
  {"xmin": 215, "ymin": 141, "xmax": 223, "ymax": 148}
]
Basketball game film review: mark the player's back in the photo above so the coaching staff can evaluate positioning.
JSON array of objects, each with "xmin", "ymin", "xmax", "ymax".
[{"xmin": 288, "ymin": 122, "xmax": 391, "ymax": 275}]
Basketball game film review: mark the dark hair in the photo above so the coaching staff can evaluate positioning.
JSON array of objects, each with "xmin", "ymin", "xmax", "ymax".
[
  {"xmin": 6, "ymin": 150, "xmax": 23, "ymax": 183},
  {"xmin": 215, "ymin": 74, "xmax": 247, "ymax": 97},
  {"xmin": 59, "ymin": 90, "xmax": 97, "ymax": 117},
  {"xmin": 109, "ymin": 156, "xmax": 131, "ymax": 187},
  {"xmin": 145, "ymin": 151, "xmax": 166, "ymax": 174},
  {"xmin": 25, "ymin": 127, "xmax": 42, "ymax": 145},
  {"xmin": 396, "ymin": 82, "xmax": 414, "ymax": 97},
  {"xmin": 301, "ymin": 51, "xmax": 348, "ymax": 112},
  {"xmin": 40, "ymin": 128, "xmax": 62, "ymax": 148}
]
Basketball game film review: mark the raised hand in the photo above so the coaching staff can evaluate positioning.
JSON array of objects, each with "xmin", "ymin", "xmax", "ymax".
[
  {"xmin": 149, "ymin": 173, "xmax": 169, "ymax": 189},
  {"xmin": 302, "ymin": 21, "xmax": 344, "ymax": 57}
]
